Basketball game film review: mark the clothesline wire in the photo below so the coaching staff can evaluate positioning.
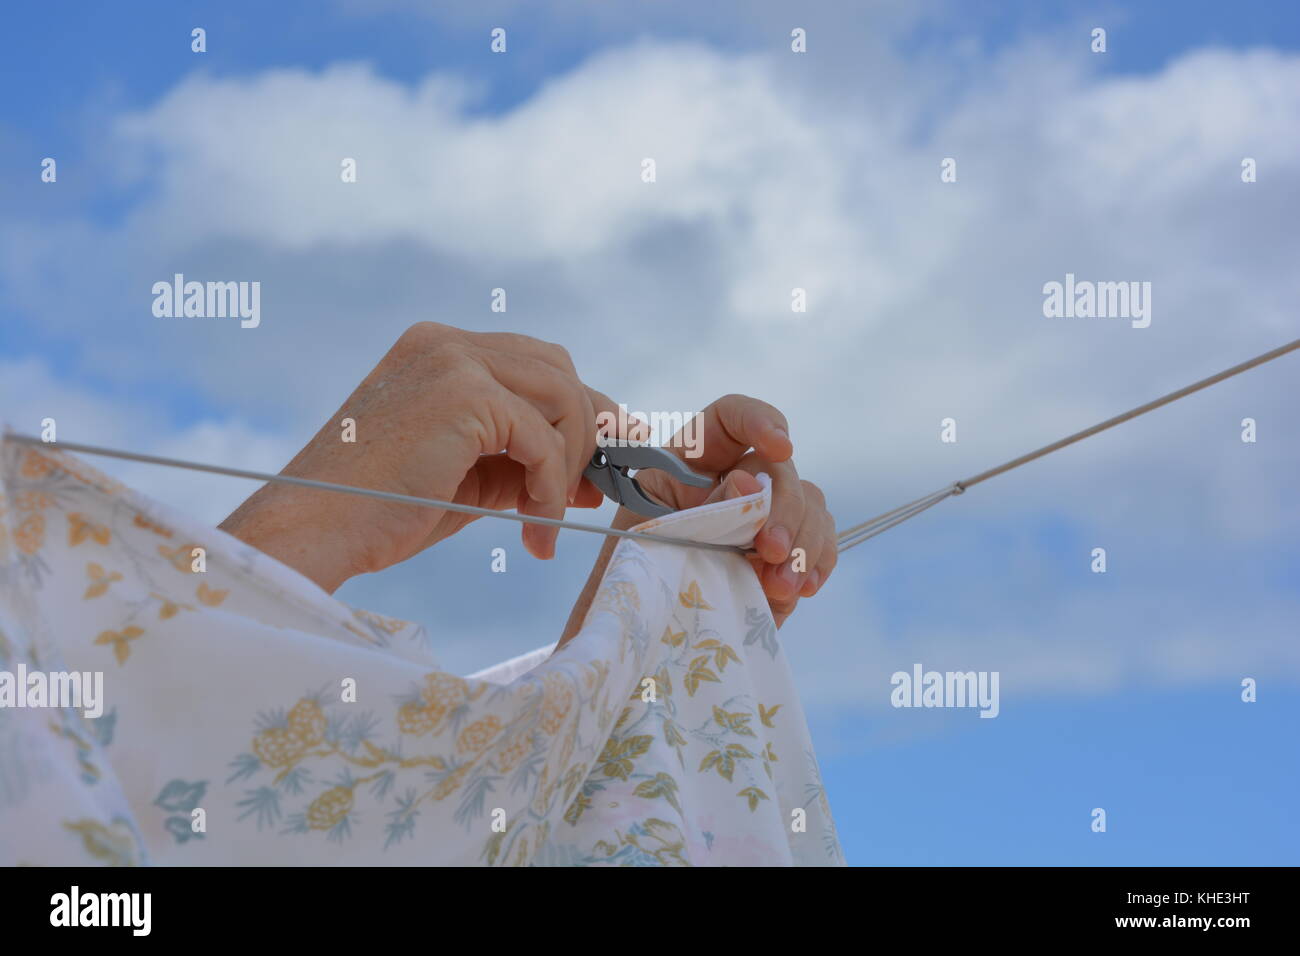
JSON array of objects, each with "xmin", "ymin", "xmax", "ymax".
[
  {"xmin": 5, "ymin": 336, "xmax": 1297, "ymax": 559},
  {"xmin": 1, "ymin": 434, "xmax": 751, "ymax": 556},
  {"xmin": 836, "ymin": 335, "xmax": 1300, "ymax": 552}
]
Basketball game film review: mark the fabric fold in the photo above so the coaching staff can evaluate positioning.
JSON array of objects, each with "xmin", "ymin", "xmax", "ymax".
[{"xmin": 0, "ymin": 436, "xmax": 842, "ymax": 865}]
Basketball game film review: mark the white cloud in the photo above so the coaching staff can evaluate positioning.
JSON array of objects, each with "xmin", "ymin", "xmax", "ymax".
[
  {"xmin": 3, "ymin": 32, "xmax": 1299, "ymax": 695},
  {"xmin": 0, "ymin": 358, "xmax": 293, "ymax": 526}
]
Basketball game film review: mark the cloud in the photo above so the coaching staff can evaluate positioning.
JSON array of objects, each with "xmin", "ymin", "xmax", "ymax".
[
  {"xmin": 3, "ymin": 29, "xmax": 1298, "ymax": 695},
  {"xmin": 0, "ymin": 358, "xmax": 293, "ymax": 526}
]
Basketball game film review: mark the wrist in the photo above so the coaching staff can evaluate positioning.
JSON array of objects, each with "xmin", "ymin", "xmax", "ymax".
[{"xmin": 219, "ymin": 483, "xmax": 368, "ymax": 594}]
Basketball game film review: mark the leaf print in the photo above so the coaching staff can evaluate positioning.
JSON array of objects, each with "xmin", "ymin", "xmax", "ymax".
[
  {"xmin": 725, "ymin": 743, "xmax": 755, "ymax": 761},
  {"xmin": 164, "ymin": 816, "xmax": 202, "ymax": 844},
  {"xmin": 661, "ymin": 626, "xmax": 686, "ymax": 647},
  {"xmin": 712, "ymin": 705, "xmax": 756, "ymax": 737},
  {"xmin": 152, "ymin": 592, "xmax": 194, "ymax": 620},
  {"xmin": 764, "ymin": 742, "xmax": 778, "ymax": 763},
  {"xmin": 564, "ymin": 789, "xmax": 594, "ymax": 827},
  {"xmin": 700, "ymin": 748, "xmax": 734, "ymax": 782},
  {"xmin": 633, "ymin": 772, "xmax": 683, "ymax": 813},
  {"xmin": 158, "ymin": 543, "xmax": 203, "ymax": 573},
  {"xmin": 196, "ymin": 581, "xmax": 229, "ymax": 606},
  {"xmin": 596, "ymin": 734, "xmax": 652, "ymax": 781},
  {"xmin": 698, "ymin": 638, "xmax": 740, "ymax": 672},
  {"xmin": 678, "ymin": 580, "xmax": 712, "ymax": 610},
  {"xmin": 83, "ymin": 562, "xmax": 121, "ymax": 599},
  {"xmin": 700, "ymin": 745, "xmax": 752, "ymax": 783},
  {"xmin": 93, "ymin": 626, "xmax": 143, "ymax": 665},
  {"xmin": 67, "ymin": 512, "xmax": 110, "ymax": 547},
  {"xmin": 683, "ymin": 655, "xmax": 720, "ymax": 697},
  {"xmin": 743, "ymin": 606, "xmax": 779, "ymax": 659},
  {"xmin": 738, "ymin": 786, "xmax": 769, "ymax": 812},
  {"xmin": 758, "ymin": 702, "xmax": 782, "ymax": 727},
  {"xmin": 62, "ymin": 818, "xmax": 141, "ymax": 866},
  {"xmin": 154, "ymin": 778, "xmax": 208, "ymax": 813},
  {"xmin": 663, "ymin": 719, "xmax": 687, "ymax": 749},
  {"xmin": 133, "ymin": 513, "xmax": 174, "ymax": 537}
]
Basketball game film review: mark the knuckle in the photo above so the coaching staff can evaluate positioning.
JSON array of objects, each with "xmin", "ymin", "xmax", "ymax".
[
  {"xmin": 801, "ymin": 480, "xmax": 826, "ymax": 508},
  {"xmin": 542, "ymin": 340, "xmax": 576, "ymax": 371},
  {"xmin": 397, "ymin": 321, "xmax": 446, "ymax": 350}
]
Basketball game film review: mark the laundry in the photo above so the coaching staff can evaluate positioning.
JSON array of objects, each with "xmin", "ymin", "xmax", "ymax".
[{"xmin": 0, "ymin": 436, "xmax": 842, "ymax": 866}]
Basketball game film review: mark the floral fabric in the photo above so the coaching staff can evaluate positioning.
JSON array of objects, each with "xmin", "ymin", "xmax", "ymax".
[{"xmin": 0, "ymin": 436, "xmax": 842, "ymax": 865}]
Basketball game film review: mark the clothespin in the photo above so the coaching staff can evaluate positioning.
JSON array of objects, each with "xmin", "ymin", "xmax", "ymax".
[{"xmin": 583, "ymin": 441, "xmax": 712, "ymax": 517}]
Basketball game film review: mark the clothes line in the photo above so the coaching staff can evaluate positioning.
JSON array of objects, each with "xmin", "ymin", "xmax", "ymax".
[
  {"xmin": 1, "ymin": 433, "xmax": 752, "ymax": 556},
  {"xmin": 6, "ymin": 335, "xmax": 1298, "ymax": 557},
  {"xmin": 837, "ymin": 335, "xmax": 1300, "ymax": 550}
]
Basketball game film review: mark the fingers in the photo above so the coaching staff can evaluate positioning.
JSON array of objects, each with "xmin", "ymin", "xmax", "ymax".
[
  {"xmin": 754, "ymin": 478, "xmax": 834, "ymax": 608},
  {"xmin": 686, "ymin": 394, "xmax": 792, "ymax": 471},
  {"xmin": 804, "ymin": 496, "xmax": 838, "ymax": 597},
  {"xmin": 488, "ymin": 387, "xmax": 570, "ymax": 560},
  {"xmin": 752, "ymin": 457, "xmax": 804, "ymax": 565},
  {"xmin": 702, "ymin": 469, "xmax": 763, "ymax": 506},
  {"xmin": 466, "ymin": 346, "xmax": 596, "ymax": 505}
]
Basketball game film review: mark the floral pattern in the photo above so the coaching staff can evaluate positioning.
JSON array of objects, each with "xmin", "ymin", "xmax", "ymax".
[{"xmin": 0, "ymin": 436, "xmax": 841, "ymax": 865}]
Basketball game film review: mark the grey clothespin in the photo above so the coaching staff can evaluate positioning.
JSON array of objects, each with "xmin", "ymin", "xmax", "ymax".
[{"xmin": 584, "ymin": 441, "xmax": 712, "ymax": 518}]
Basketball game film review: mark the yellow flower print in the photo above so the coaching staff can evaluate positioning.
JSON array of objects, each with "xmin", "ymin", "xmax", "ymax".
[
  {"xmin": 20, "ymin": 450, "xmax": 55, "ymax": 479},
  {"xmin": 679, "ymin": 580, "xmax": 712, "ymax": 610},
  {"xmin": 456, "ymin": 715, "xmax": 503, "ymax": 755},
  {"xmin": 67, "ymin": 512, "xmax": 110, "ymax": 547},
  {"xmin": 83, "ymin": 562, "xmax": 122, "ymax": 599},
  {"xmin": 253, "ymin": 726, "xmax": 304, "ymax": 769},
  {"xmin": 15, "ymin": 513, "xmax": 45, "ymax": 555},
  {"xmin": 15, "ymin": 490, "xmax": 54, "ymax": 512},
  {"xmin": 287, "ymin": 699, "xmax": 328, "ymax": 748},
  {"xmin": 394, "ymin": 672, "xmax": 471, "ymax": 737},
  {"xmin": 538, "ymin": 674, "xmax": 574, "ymax": 735},
  {"xmin": 397, "ymin": 699, "xmax": 440, "ymax": 735},
  {"xmin": 93, "ymin": 626, "xmax": 144, "ymax": 665},
  {"xmin": 758, "ymin": 702, "xmax": 782, "ymax": 727},
  {"xmin": 306, "ymin": 786, "xmax": 354, "ymax": 830},
  {"xmin": 496, "ymin": 730, "xmax": 533, "ymax": 773}
]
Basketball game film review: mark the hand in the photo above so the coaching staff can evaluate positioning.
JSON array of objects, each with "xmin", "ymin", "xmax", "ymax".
[
  {"xmin": 615, "ymin": 394, "xmax": 837, "ymax": 626},
  {"xmin": 220, "ymin": 322, "xmax": 629, "ymax": 592}
]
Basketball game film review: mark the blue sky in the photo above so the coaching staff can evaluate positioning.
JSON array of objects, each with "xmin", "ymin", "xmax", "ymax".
[{"xmin": 2, "ymin": 0, "xmax": 1297, "ymax": 865}]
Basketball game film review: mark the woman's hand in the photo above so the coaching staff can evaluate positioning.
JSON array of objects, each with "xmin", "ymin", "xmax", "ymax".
[
  {"xmin": 612, "ymin": 394, "xmax": 837, "ymax": 626},
  {"xmin": 220, "ymin": 322, "xmax": 627, "ymax": 593}
]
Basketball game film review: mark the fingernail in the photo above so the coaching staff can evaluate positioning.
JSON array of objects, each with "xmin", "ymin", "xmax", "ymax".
[
  {"xmin": 766, "ymin": 525, "xmax": 791, "ymax": 557},
  {"xmin": 803, "ymin": 570, "xmax": 821, "ymax": 596}
]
